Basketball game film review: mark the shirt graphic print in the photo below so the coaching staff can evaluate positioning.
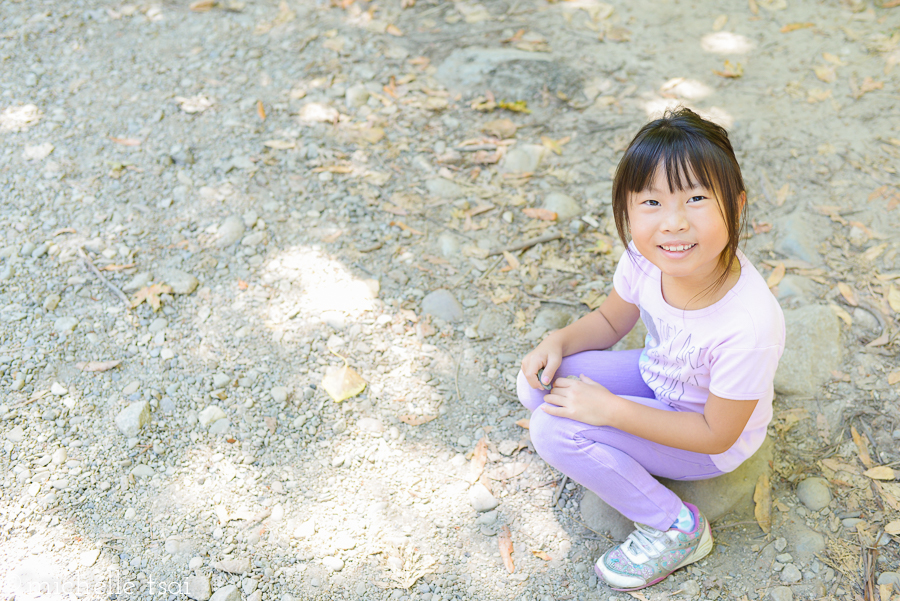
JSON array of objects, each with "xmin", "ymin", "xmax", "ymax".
[{"xmin": 639, "ymin": 306, "xmax": 711, "ymax": 408}]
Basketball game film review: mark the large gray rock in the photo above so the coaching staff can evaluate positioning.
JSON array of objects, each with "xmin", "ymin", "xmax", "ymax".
[
  {"xmin": 421, "ymin": 289, "xmax": 464, "ymax": 322},
  {"xmin": 774, "ymin": 305, "xmax": 842, "ymax": 396},
  {"xmin": 114, "ymin": 401, "xmax": 150, "ymax": 437},
  {"xmin": 543, "ymin": 192, "xmax": 581, "ymax": 221},
  {"xmin": 781, "ymin": 509, "xmax": 826, "ymax": 563},
  {"xmin": 425, "ymin": 178, "xmax": 464, "ymax": 199},
  {"xmin": 796, "ymin": 477, "xmax": 832, "ymax": 511},
  {"xmin": 774, "ymin": 208, "xmax": 828, "ymax": 266},
  {"xmin": 581, "ymin": 437, "xmax": 773, "ymax": 540}
]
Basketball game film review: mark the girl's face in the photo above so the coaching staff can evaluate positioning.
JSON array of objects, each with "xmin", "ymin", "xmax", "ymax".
[{"xmin": 627, "ymin": 165, "xmax": 733, "ymax": 295}]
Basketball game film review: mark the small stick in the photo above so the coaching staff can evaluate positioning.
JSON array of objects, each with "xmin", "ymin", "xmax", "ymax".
[
  {"xmin": 78, "ymin": 247, "xmax": 131, "ymax": 309},
  {"xmin": 455, "ymin": 355, "xmax": 462, "ymax": 403},
  {"xmin": 487, "ymin": 231, "xmax": 563, "ymax": 256},
  {"xmin": 552, "ymin": 474, "xmax": 568, "ymax": 507}
]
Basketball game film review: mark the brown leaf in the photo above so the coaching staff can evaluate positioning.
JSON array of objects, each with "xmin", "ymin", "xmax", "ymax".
[
  {"xmin": 851, "ymin": 426, "xmax": 874, "ymax": 468},
  {"xmin": 781, "ymin": 22, "xmax": 814, "ymax": 33},
  {"xmin": 110, "ymin": 137, "xmax": 141, "ymax": 146},
  {"xmin": 321, "ymin": 363, "xmax": 367, "ymax": 402},
  {"xmin": 829, "ymin": 303, "xmax": 852, "ymax": 326},
  {"xmin": 888, "ymin": 285, "xmax": 900, "ymax": 314},
  {"xmin": 531, "ymin": 550, "xmax": 552, "ymax": 561},
  {"xmin": 398, "ymin": 414, "xmax": 438, "ymax": 426},
  {"xmin": 885, "ymin": 520, "xmax": 900, "ymax": 535},
  {"xmin": 467, "ymin": 437, "xmax": 488, "ymax": 484},
  {"xmin": 837, "ymin": 282, "xmax": 858, "ymax": 306},
  {"xmin": 864, "ymin": 466, "xmax": 896, "ymax": 480},
  {"xmin": 263, "ymin": 416, "xmax": 277, "ymax": 435},
  {"xmin": 76, "ymin": 360, "xmax": 122, "ymax": 372},
  {"xmin": 502, "ymin": 251, "xmax": 520, "ymax": 270},
  {"xmin": 190, "ymin": 0, "xmax": 215, "ymax": 11},
  {"xmin": 386, "ymin": 23, "xmax": 403, "ymax": 36},
  {"xmin": 713, "ymin": 60, "xmax": 744, "ymax": 78},
  {"xmin": 482, "ymin": 118, "xmax": 517, "ymax": 139},
  {"xmin": 753, "ymin": 473, "xmax": 771, "ymax": 533},
  {"xmin": 263, "ymin": 140, "xmax": 295, "ymax": 150},
  {"xmin": 814, "ymin": 65, "xmax": 836, "ymax": 83},
  {"xmin": 888, "ymin": 370, "xmax": 900, "ymax": 385},
  {"xmin": 766, "ymin": 263, "xmax": 785, "ymax": 288},
  {"xmin": 515, "ymin": 418, "xmax": 530, "ymax": 429},
  {"xmin": 257, "ymin": 100, "xmax": 266, "ymax": 121},
  {"xmin": 522, "ymin": 208, "xmax": 557, "ymax": 221},
  {"xmin": 499, "ymin": 526, "xmax": 515, "ymax": 573},
  {"xmin": 130, "ymin": 284, "xmax": 173, "ymax": 311}
]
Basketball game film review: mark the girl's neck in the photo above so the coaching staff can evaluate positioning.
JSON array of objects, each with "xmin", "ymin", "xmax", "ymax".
[{"xmin": 660, "ymin": 257, "xmax": 742, "ymax": 311}]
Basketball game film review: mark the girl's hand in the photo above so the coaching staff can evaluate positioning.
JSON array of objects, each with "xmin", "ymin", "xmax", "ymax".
[
  {"xmin": 541, "ymin": 374, "xmax": 620, "ymax": 426},
  {"xmin": 521, "ymin": 339, "xmax": 563, "ymax": 390}
]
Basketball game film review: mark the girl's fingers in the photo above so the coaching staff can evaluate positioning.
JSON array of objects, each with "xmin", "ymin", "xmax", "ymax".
[{"xmin": 541, "ymin": 355, "xmax": 562, "ymax": 386}]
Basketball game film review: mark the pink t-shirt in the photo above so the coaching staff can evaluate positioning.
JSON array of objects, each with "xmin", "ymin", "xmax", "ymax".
[{"xmin": 613, "ymin": 243, "xmax": 785, "ymax": 472}]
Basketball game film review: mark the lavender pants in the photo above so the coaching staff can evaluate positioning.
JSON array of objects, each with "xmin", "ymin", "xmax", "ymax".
[{"xmin": 517, "ymin": 349, "xmax": 724, "ymax": 531}]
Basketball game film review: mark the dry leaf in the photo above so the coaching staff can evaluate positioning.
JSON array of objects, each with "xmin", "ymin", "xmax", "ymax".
[
  {"xmin": 190, "ymin": 0, "xmax": 215, "ymax": 11},
  {"xmin": 522, "ymin": 208, "xmax": 557, "ymax": 221},
  {"xmin": 888, "ymin": 370, "xmax": 900, "ymax": 385},
  {"xmin": 482, "ymin": 118, "xmax": 517, "ymax": 138},
  {"xmin": 502, "ymin": 250, "xmax": 520, "ymax": 270},
  {"xmin": 515, "ymin": 418, "xmax": 530, "ymax": 429},
  {"xmin": 131, "ymin": 284, "xmax": 173, "ymax": 311},
  {"xmin": 541, "ymin": 136, "xmax": 570, "ymax": 155},
  {"xmin": 398, "ymin": 414, "xmax": 438, "ymax": 426},
  {"xmin": 263, "ymin": 416, "xmax": 277, "ymax": 435},
  {"xmin": 467, "ymin": 437, "xmax": 488, "ymax": 484},
  {"xmin": 487, "ymin": 462, "xmax": 529, "ymax": 480},
  {"xmin": 864, "ymin": 466, "xmax": 896, "ymax": 480},
  {"xmin": 110, "ymin": 137, "xmax": 141, "ymax": 146},
  {"xmin": 829, "ymin": 303, "xmax": 853, "ymax": 326},
  {"xmin": 888, "ymin": 285, "xmax": 900, "ymax": 314},
  {"xmin": 532, "ymin": 550, "xmax": 552, "ymax": 561},
  {"xmin": 175, "ymin": 95, "xmax": 213, "ymax": 114},
  {"xmin": 257, "ymin": 100, "xmax": 266, "ymax": 121},
  {"xmin": 814, "ymin": 65, "xmax": 836, "ymax": 83},
  {"xmin": 263, "ymin": 140, "xmax": 295, "ymax": 150},
  {"xmin": 321, "ymin": 353, "xmax": 367, "ymax": 402},
  {"xmin": 499, "ymin": 526, "xmax": 515, "ymax": 573},
  {"xmin": 498, "ymin": 100, "xmax": 531, "ymax": 113},
  {"xmin": 851, "ymin": 425, "xmax": 874, "ymax": 468},
  {"xmin": 386, "ymin": 23, "xmax": 403, "ymax": 36},
  {"xmin": 766, "ymin": 263, "xmax": 785, "ymax": 288},
  {"xmin": 885, "ymin": 520, "xmax": 900, "ymax": 535},
  {"xmin": 75, "ymin": 360, "xmax": 122, "ymax": 372},
  {"xmin": 781, "ymin": 22, "xmax": 814, "ymax": 33},
  {"xmin": 713, "ymin": 60, "xmax": 744, "ymax": 78},
  {"xmin": 837, "ymin": 282, "xmax": 858, "ymax": 306},
  {"xmin": 713, "ymin": 15, "xmax": 728, "ymax": 30},
  {"xmin": 753, "ymin": 473, "xmax": 771, "ymax": 533}
]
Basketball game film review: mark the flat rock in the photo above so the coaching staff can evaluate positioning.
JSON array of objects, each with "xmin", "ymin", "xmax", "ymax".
[
  {"xmin": 469, "ymin": 483, "xmax": 499, "ymax": 512},
  {"xmin": 114, "ymin": 401, "xmax": 150, "ymax": 437},
  {"xmin": 775, "ymin": 209, "xmax": 827, "ymax": 266},
  {"xmin": 769, "ymin": 586, "xmax": 793, "ymax": 601},
  {"xmin": 158, "ymin": 268, "xmax": 199, "ymax": 295},
  {"xmin": 543, "ymin": 192, "xmax": 581, "ymax": 220},
  {"xmin": 877, "ymin": 572, "xmax": 900, "ymax": 588},
  {"xmin": 796, "ymin": 477, "xmax": 832, "ymax": 511},
  {"xmin": 131, "ymin": 464, "xmax": 154, "ymax": 478},
  {"xmin": 209, "ymin": 585, "xmax": 241, "ymax": 601},
  {"xmin": 216, "ymin": 216, "xmax": 245, "ymax": 248},
  {"xmin": 122, "ymin": 272, "xmax": 152, "ymax": 292},
  {"xmin": 270, "ymin": 386, "xmax": 288, "ymax": 403},
  {"xmin": 213, "ymin": 558, "xmax": 250, "ymax": 574},
  {"xmin": 198, "ymin": 405, "xmax": 226, "ymax": 428},
  {"xmin": 781, "ymin": 509, "xmax": 826, "ymax": 564},
  {"xmin": 5, "ymin": 426, "xmax": 25, "ymax": 443},
  {"xmin": 774, "ymin": 305, "xmax": 841, "ymax": 396},
  {"xmin": 421, "ymin": 289, "xmax": 464, "ymax": 322},
  {"xmin": 582, "ymin": 437, "xmax": 773, "ymax": 540},
  {"xmin": 185, "ymin": 575, "xmax": 212, "ymax": 601},
  {"xmin": 500, "ymin": 144, "xmax": 546, "ymax": 174},
  {"xmin": 80, "ymin": 549, "xmax": 101, "ymax": 567},
  {"xmin": 322, "ymin": 556, "xmax": 344, "ymax": 572},
  {"xmin": 425, "ymin": 178, "xmax": 464, "ymax": 199}
]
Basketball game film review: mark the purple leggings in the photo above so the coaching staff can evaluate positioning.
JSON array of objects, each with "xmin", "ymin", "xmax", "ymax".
[{"xmin": 517, "ymin": 349, "xmax": 723, "ymax": 531}]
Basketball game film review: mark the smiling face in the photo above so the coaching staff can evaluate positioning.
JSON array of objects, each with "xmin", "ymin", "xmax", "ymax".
[{"xmin": 627, "ymin": 165, "xmax": 734, "ymax": 299}]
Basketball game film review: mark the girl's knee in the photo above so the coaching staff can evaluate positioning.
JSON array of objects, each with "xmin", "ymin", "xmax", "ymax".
[
  {"xmin": 528, "ymin": 409, "xmax": 577, "ymax": 465},
  {"xmin": 517, "ymin": 370, "xmax": 545, "ymax": 412}
]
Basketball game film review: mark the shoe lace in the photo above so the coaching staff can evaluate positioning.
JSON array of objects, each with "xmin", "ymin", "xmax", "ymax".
[{"xmin": 621, "ymin": 523, "xmax": 673, "ymax": 563}]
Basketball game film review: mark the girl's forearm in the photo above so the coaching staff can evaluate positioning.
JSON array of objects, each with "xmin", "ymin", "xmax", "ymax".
[
  {"xmin": 606, "ymin": 397, "xmax": 730, "ymax": 454},
  {"xmin": 552, "ymin": 310, "xmax": 629, "ymax": 356}
]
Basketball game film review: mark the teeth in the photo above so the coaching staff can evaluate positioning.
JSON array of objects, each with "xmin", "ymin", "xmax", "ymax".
[{"xmin": 661, "ymin": 244, "xmax": 695, "ymax": 252}]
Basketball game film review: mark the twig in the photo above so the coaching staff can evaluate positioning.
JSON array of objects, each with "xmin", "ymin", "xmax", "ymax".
[
  {"xmin": 569, "ymin": 515, "xmax": 615, "ymax": 544},
  {"xmin": 78, "ymin": 247, "xmax": 130, "ymax": 309},
  {"xmin": 523, "ymin": 291, "xmax": 585, "ymax": 308},
  {"xmin": 552, "ymin": 474, "xmax": 568, "ymax": 507},
  {"xmin": 487, "ymin": 231, "xmax": 564, "ymax": 256},
  {"xmin": 478, "ymin": 256, "xmax": 505, "ymax": 280},
  {"xmin": 712, "ymin": 520, "xmax": 760, "ymax": 531},
  {"xmin": 454, "ymin": 355, "xmax": 462, "ymax": 404}
]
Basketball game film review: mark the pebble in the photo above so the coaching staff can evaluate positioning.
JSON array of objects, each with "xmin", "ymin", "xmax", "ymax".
[
  {"xmin": 209, "ymin": 584, "xmax": 241, "ymax": 601},
  {"xmin": 80, "ymin": 549, "xmax": 101, "ymax": 567},
  {"xmin": 212, "ymin": 373, "xmax": 231, "ymax": 388},
  {"xmin": 114, "ymin": 401, "xmax": 150, "ymax": 437},
  {"xmin": 51, "ymin": 448, "xmax": 67, "ymax": 464},
  {"xmin": 159, "ymin": 268, "xmax": 199, "ymax": 295},
  {"xmin": 149, "ymin": 317, "xmax": 168, "ymax": 333},
  {"xmin": 322, "ymin": 556, "xmax": 344, "ymax": 572},
  {"xmin": 43, "ymin": 293, "xmax": 60, "ymax": 312},
  {"xmin": 132, "ymin": 464, "xmax": 154, "ymax": 478},
  {"xmin": 421, "ymin": 289, "xmax": 464, "ymax": 322},
  {"xmin": 124, "ymin": 508, "xmax": 137, "ymax": 519},
  {"xmin": 500, "ymin": 144, "xmax": 545, "ymax": 173},
  {"xmin": 877, "ymin": 572, "xmax": 900, "ymax": 588},
  {"xmin": 346, "ymin": 84, "xmax": 370, "ymax": 108},
  {"xmin": 425, "ymin": 178, "xmax": 464, "ymax": 199},
  {"xmin": 217, "ymin": 216, "xmax": 245, "ymax": 248},
  {"xmin": 781, "ymin": 563, "xmax": 802, "ymax": 583},
  {"xmin": 293, "ymin": 518, "xmax": 316, "ymax": 539},
  {"xmin": 189, "ymin": 557, "xmax": 204, "ymax": 570},
  {"xmin": 123, "ymin": 272, "xmax": 152, "ymax": 292},
  {"xmin": 796, "ymin": 477, "xmax": 832, "ymax": 511},
  {"xmin": 185, "ymin": 575, "xmax": 212, "ymax": 601},
  {"xmin": 199, "ymin": 405, "xmax": 227, "ymax": 428},
  {"xmin": 769, "ymin": 586, "xmax": 793, "ymax": 601},
  {"xmin": 542, "ymin": 192, "xmax": 581, "ymax": 220},
  {"xmin": 438, "ymin": 232, "xmax": 460, "ymax": 257},
  {"xmin": 123, "ymin": 381, "xmax": 141, "ymax": 395},
  {"xmin": 54, "ymin": 316, "xmax": 78, "ymax": 333},
  {"xmin": 50, "ymin": 382, "xmax": 67, "ymax": 396},
  {"xmin": 680, "ymin": 580, "xmax": 701, "ymax": 597},
  {"xmin": 474, "ymin": 510, "xmax": 498, "ymax": 526},
  {"xmin": 213, "ymin": 558, "xmax": 251, "ymax": 574},
  {"xmin": 468, "ymin": 483, "xmax": 499, "ymax": 512},
  {"xmin": 271, "ymin": 386, "xmax": 289, "ymax": 403}
]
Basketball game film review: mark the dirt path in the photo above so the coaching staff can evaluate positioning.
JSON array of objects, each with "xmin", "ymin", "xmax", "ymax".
[{"xmin": 1, "ymin": 1, "xmax": 899, "ymax": 600}]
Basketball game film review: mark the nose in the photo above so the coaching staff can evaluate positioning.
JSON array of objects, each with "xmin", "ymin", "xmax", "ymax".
[{"xmin": 660, "ymin": 205, "xmax": 689, "ymax": 232}]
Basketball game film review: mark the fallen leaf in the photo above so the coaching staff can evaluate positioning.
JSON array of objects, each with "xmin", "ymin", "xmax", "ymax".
[
  {"xmin": 541, "ymin": 136, "xmax": 569, "ymax": 155},
  {"xmin": 713, "ymin": 60, "xmax": 744, "ymax": 78},
  {"xmin": 885, "ymin": 520, "xmax": 900, "ymax": 535},
  {"xmin": 498, "ymin": 100, "xmax": 531, "ymax": 113},
  {"xmin": 499, "ymin": 526, "xmax": 515, "ymax": 573},
  {"xmin": 482, "ymin": 118, "xmax": 517, "ymax": 138},
  {"xmin": 257, "ymin": 100, "xmax": 266, "ymax": 120},
  {"xmin": 130, "ymin": 284, "xmax": 173, "ymax": 311},
  {"xmin": 467, "ymin": 437, "xmax": 488, "ymax": 484},
  {"xmin": 837, "ymin": 282, "xmax": 858, "ymax": 306},
  {"xmin": 753, "ymin": 473, "xmax": 771, "ymax": 533},
  {"xmin": 766, "ymin": 263, "xmax": 785, "ymax": 288},
  {"xmin": 175, "ymin": 95, "xmax": 213, "ymax": 114},
  {"xmin": 822, "ymin": 52, "xmax": 845, "ymax": 65},
  {"xmin": 829, "ymin": 303, "xmax": 853, "ymax": 326},
  {"xmin": 515, "ymin": 418, "xmax": 530, "ymax": 429},
  {"xmin": 531, "ymin": 550, "xmax": 552, "ymax": 561},
  {"xmin": 390, "ymin": 221, "xmax": 424, "ymax": 236},
  {"xmin": 781, "ymin": 22, "xmax": 814, "ymax": 33},
  {"xmin": 627, "ymin": 592, "xmax": 650, "ymax": 601},
  {"xmin": 322, "ymin": 351, "xmax": 367, "ymax": 402},
  {"xmin": 386, "ymin": 23, "xmax": 403, "ymax": 36},
  {"xmin": 814, "ymin": 65, "xmax": 836, "ymax": 83},
  {"xmin": 883, "ymin": 0, "xmax": 900, "ymax": 6},
  {"xmin": 864, "ymin": 466, "xmax": 896, "ymax": 480},
  {"xmin": 713, "ymin": 15, "xmax": 728, "ymax": 30},
  {"xmin": 75, "ymin": 360, "xmax": 122, "ymax": 372},
  {"xmin": 190, "ymin": 0, "xmax": 215, "ymax": 11},
  {"xmin": 263, "ymin": 416, "xmax": 277, "ymax": 435},
  {"xmin": 398, "ymin": 414, "xmax": 438, "ymax": 426},
  {"xmin": 748, "ymin": 0, "xmax": 759, "ymax": 14},
  {"xmin": 263, "ymin": 140, "xmax": 295, "ymax": 150},
  {"xmin": 502, "ymin": 250, "xmax": 520, "ymax": 270},
  {"xmin": 487, "ymin": 462, "xmax": 529, "ymax": 480},
  {"xmin": 110, "ymin": 137, "xmax": 141, "ymax": 146},
  {"xmin": 888, "ymin": 370, "xmax": 900, "ymax": 385},
  {"xmin": 851, "ymin": 425, "xmax": 874, "ymax": 468},
  {"xmin": 888, "ymin": 285, "xmax": 900, "ymax": 314},
  {"xmin": 522, "ymin": 208, "xmax": 557, "ymax": 221}
]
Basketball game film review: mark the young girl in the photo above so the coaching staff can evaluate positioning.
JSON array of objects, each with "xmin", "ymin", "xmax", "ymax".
[{"xmin": 518, "ymin": 108, "xmax": 785, "ymax": 591}]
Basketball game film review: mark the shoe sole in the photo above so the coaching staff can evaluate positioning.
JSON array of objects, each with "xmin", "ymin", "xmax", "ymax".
[{"xmin": 595, "ymin": 521, "xmax": 714, "ymax": 592}]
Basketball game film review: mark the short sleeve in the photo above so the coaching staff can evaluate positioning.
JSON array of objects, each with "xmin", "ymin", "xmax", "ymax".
[
  {"xmin": 612, "ymin": 249, "xmax": 638, "ymax": 305},
  {"xmin": 708, "ymin": 345, "xmax": 782, "ymax": 401}
]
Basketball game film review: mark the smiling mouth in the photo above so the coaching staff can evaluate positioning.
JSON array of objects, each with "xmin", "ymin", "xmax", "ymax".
[{"xmin": 659, "ymin": 243, "xmax": 696, "ymax": 252}]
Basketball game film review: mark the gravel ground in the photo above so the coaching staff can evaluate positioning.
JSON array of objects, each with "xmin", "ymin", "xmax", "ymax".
[{"xmin": 1, "ymin": 1, "xmax": 899, "ymax": 600}]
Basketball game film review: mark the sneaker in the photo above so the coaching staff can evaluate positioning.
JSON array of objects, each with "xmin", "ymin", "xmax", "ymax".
[{"xmin": 594, "ymin": 502, "xmax": 713, "ymax": 591}]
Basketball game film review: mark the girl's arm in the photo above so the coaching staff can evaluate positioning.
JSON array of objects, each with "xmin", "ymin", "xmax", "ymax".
[
  {"xmin": 521, "ymin": 290, "xmax": 640, "ymax": 389},
  {"xmin": 543, "ymin": 377, "xmax": 757, "ymax": 454}
]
